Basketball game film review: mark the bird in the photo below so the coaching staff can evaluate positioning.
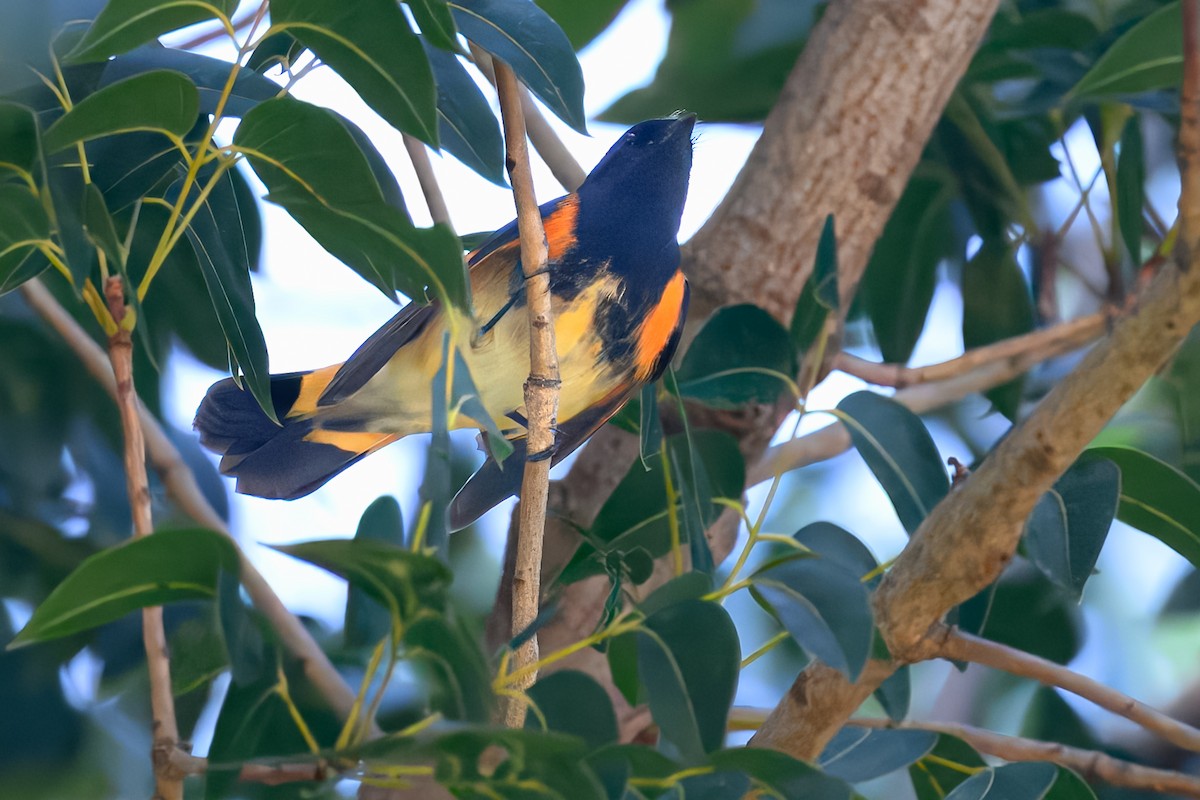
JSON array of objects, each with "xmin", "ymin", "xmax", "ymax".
[{"xmin": 194, "ymin": 114, "xmax": 695, "ymax": 530}]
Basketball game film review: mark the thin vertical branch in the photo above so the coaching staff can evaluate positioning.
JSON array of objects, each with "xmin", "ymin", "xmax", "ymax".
[
  {"xmin": 402, "ymin": 134, "xmax": 453, "ymax": 228},
  {"xmin": 104, "ymin": 276, "xmax": 183, "ymax": 800},
  {"xmin": 494, "ymin": 60, "xmax": 559, "ymax": 728},
  {"xmin": 1180, "ymin": 0, "xmax": 1200, "ymax": 259}
]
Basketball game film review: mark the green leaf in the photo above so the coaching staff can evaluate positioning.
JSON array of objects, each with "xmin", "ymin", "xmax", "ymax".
[
  {"xmin": 536, "ymin": 0, "xmax": 629, "ymax": 50},
  {"xmin": 957, "ymin": 563, "xmax": 1083, "ymax": 665},
  {"xmin": 1024, "ymin": 459, "xmax": 1119, "ymax": 599},
  {"xmin": 793, "ymin": 522, "xmax": 878, "ymax": 581},
  {"xmin": 836, "ymin": 391, "xmax": 949, "ymax": 535},
  {"xmin": 909, "ymin": 734, "xmax": 987, "ymax": 800},
  {"xmin": 217, "ymin": 570, "xmax": 265, "ymax": 686},
  {"xmin": 10, "ymin": 528, "xmax": 238, "ymax": 647},
  {"xmin": 962, "ymin": 239, "xmax": 1036, "ymax": 420},
  {"xmin": 0, "ymin": 101, "xmax": 39, "ymax": 180},
  {"xmin": 424, "ymin": 43, "xmax": 506, "ymax": 185},
  {"xmin": 819, "ymin": 727, "xmax": 938, "ymax": 783},
  {"xmin": 562, "ymin": 431, "xmax": 743, "ymax": 583},
  {"xmin": 67, "ymin": 0, "xmax": 239, "ymax": 63},
  {"xmin": 1085, "ymin": 445, "xmax": 1200, "ymax": 568},
  {"xmin": 527, "ymin": 670, "xmax": 618, "ymax": 750},
  {"xmin": 707, "ymin": 748, "xmax": 853, "ymax": 799},
  {"xmin": 875, "ymin": 664, "xmax": 911, "ymax": 722},
  {"xmin": 751, "ymin": 556, "xmax": 873, "ymax": 680},
  {"xmin": 791, "ymin": 214, "xmax": 839, "ymax": 357},
  {"xmin": 344, "ymin": 496, "xmax": 405, "ymax": 649},
  {"xmin": 235, "ymin": 96, "xmax": 469, "ymax": 309},
  {"xmin": 271, "ymin": 0, "xmax": 439, "ymax": 143},
  {"xmin": 101, "ymin": 45, "xmax": 282, "ymax": 118},
  {"xmin": 638, "ymin": 383, "xmax": 663, "ymax": 468},
  {"xmin": 422, "ymin": 333, "xmax": 453, "ymax": 551},
  {"xmin": 246, "ymin": 31, "xmax": 307, "ymax": 73},
  {"xmin": 273, "ymin": 538, "xmax": 451, "ymax": 623},
  {"xmin": 45, "ymin": 162, "xmax": 95, "ymax": 291},
  {"xmin": 863, "ymin": 171, "xmax": 957, "ymax": 364},
  {"xmin": 450, "ymin": 0, "xmax": 587, "ymax": 133},
  {"xmin": 409, "ymin": 0, "xmax": 461, "ymax": 52},
  {"xmin": 673, "ymin": 304, "xmax": 797, "ymax": 408},
  {"xmin": 43, "ymin": 70, "xmax": 198, "ymax": 153},
  {"xmin": 676, "ymin": 771, "xmax": 752, "ymax": 799},
  {"xmin": 944, "ymin": 762, "xmax": 1057, "ymax": 800},
  {"xmin": 173, "ymin": 166, "xmax": 274, "ymax": 422},
  {"xmin": 404, "ymin": 615, "xmax": 493, "ymax": 721},
  {"xmin": 0, "ymin": 183, "xmax": 52, "ymax": 283},
  {"xmin": 1045, "ymin": 767, "xmax": 1098, "ymax": 800},
  {"xmin": 1116, "ymin": 116, "xmax": 1145, "ymax": 264},
  {"xmin": 637, "ymin": 599, "xmax": 739, "ymax": 763},
  {"xmin": 453, "ymin": 348, "xmax": 514, "ymax": 462},
  {"xmin": 1070, "ymin": 2, "xmax": 1182, "ymax": 101},
  {"xmin": 81, "ymin": 182, "xmax": 123, "ymax": 268}
]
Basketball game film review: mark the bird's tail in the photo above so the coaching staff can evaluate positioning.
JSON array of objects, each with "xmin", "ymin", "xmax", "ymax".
[{"xmin": 194, "ymin": 368, "xmax": 397, "ymax": 500}]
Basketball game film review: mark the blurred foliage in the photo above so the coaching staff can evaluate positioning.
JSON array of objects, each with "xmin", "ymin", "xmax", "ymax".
[{"xmin": 2, "ymin": 0, "xmax": 1200, "ymax": 798}]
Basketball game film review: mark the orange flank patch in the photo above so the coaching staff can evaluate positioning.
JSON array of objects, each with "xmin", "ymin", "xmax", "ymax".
[
  {"xmin": 289, "ymin": 364, "xmax": 342, "ymax": 418},
  {"xmin": 544, "ymin": 194, "xmax": 579, "ymax": 260},
  {"xmin": 634, "ymin": 271, "xmax": 687, "ymax": 381},
  {"xmin": 304, "ymin": 429, "xmax": 398, "ymax": 455}
]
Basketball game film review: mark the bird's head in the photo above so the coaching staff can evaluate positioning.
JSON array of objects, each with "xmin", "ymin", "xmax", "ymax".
[{"xmin": 575, "ymin": 114, "xmax": 695, "ymax": 255}]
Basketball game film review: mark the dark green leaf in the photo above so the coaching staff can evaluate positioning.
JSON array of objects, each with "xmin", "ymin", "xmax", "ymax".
[
  {"xmin": 836, "ymin": 391, "xmax": 949, "ymax": 535},
  {"xmin": 910, "ymin": 734, "xmax": 987, "ymax": 800},
  {"xmin": 588, "ymin": 743, "xmax": 678, "ymax": 799},
  {"xmin": 1045, "ymin": 767, "xmax": 1098, "ymax": 800},
  {"xmin": 45, "ymin": 160, "xmax": 95, "ymax": 290},
  {"xmin": 10, "ymin": 528, "xmax": 238, "ymax": 647},
  {"xmin": 43, "ymin": 70, "xmax": 198, "ymax": 153},
  {"xmin": 793, "ymin": 522, "xmax": 878, "ymax": 581},
  {"xmin": 1085, "ymin": 445, "xmax": 1200, "ymax": 568},
  {"xmin": 81, "ymin": 182, "xmax": 122, "ymax": 268},
  {"xmin": 638, "ymin": 572, "xmax": 712, "ymax": 618},
  {"xmin": 422, "ymin": 333, "xmax": 453, "ymax": 552},
  {"xmin": 819, "ymin": 727, "xmax": 938, "ymax": 783},
  {"xmin": 677, "ymin": 770, "xmax": 751, "ymax": 799},
  {"xmin": 1024, "ymin": 459, "xmax": 1119, "ymax": 599},
  {"xmin": 1116, "ymin": 116, "xmax": 1145, "ymax": 264},
  {"xmin": 100, "ymin": 45, "xmax": 281, "ymax": 118},
  {"xmin": 217, "ymin": 570, "xmax": 264, "ymax": 687},
  {"xmin": 957, "ymin": 563, "xmax": 1083, "ymax": 665},
  {"xmin": 944, "ymin": 762, "xmax": 1057, "ymax": 800},
  {"xmin": 671, "ymin": 416, "xmax": 716, "ymax": 575},
  {"xmin": 673, "ymin": 304, "xmax": 797, "ymax": 408},
  {"xmin": 751, "ymin": 556, "xmax": 873, "ymax": 680},
  {"xmin": 409, "ymin": 0, "xmax": 461, "ymax": 51},
  {"xmin": 235, "ymin": 96, "xmax": 468, "ymax": 309},
  {"xmin": 246, "ymin": 31, "xmax": 306, "ymax": 73},
  {"xmin": 272, "ymin": 539, "xmax": 451, "ymax": 623},
  {"xmin": 0, "ymin": 101, "xmax": 39, "ymax": 179},
  {"xmin": 0, "ymin": 184, "xmax": 52, "ymax": 289},
  {"xmin": 271, "ymin": 0, "xmax": 438, "ymax": 143},
  {"xmin": 174, "ymin": 166, "xmax": 274, "ymax": 421},
  {"xmin": 536, "ymin": 0, "xmax": 629, "ymax": 49},
  {"xmin": 708, "ymin": 748, "xmax": 853, "ymax": 799},
  {"xmin": 875, "ymin": 665, "xmax": 911, "ymax": 722},
  {"xmin": 450, "ymin": 0, "xmax": 587, "ymax": 133},
  {"xmin": 344, "ymin": 496, "xmax": 405, "ymax": 649},
  {"xmin": 1162, "ymin": 569, "xmax": 1200, "ymax": 616},
  {"xmin": 453, "ymin": 348, "xmax": 514, "ymax": 462},
  {"xmin": 791, "ymin": 214, "xmax": 839, "ymax": 357},
  {"xmin": 607, "ymin": 632, "xmax": 639, "ymax": 708},
  {"xmin": 527, "ymin": 670, "xmax": 617, "ymax": 750},
  {"xmin": 68, "ymin": 0, "xmax": 239, "ymax": 63},
  {"xmin": 1022, "ymin": 687, "xmax": 1097, "ymax": 750},
  {"xmin": 168, "ymin": 610, "xmax": 228, "ymax": 696},
  {"xmin": 405, "ymin": 615, "xmax": 493, "ymax": 721},
  {"xmin": 962, "ymin": 243, "xmax": 1035, "ymax": 422},
  {"xmin": 424, "ymin": 42, "xmax": 506, "ymax": 185},
  {"xmin": 863, "ymin": 172, "xmax": 957, "ymax": 364},
  {"xmin": 1070, "ymin": 3, "xmax": 1182, "ymax": 100},
  {"xmin": 87, "ymin": 113, "xmax": 205, "ymax": 212},
  {"xmin": 638, "ymin": 383, "xmax": 663, "ymax": 468},
  {"xmin": 637, "ymin": 599, "xmax": 739, "ymax": 763}
]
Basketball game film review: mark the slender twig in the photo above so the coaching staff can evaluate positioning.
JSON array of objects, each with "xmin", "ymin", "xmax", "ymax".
[
  {"xmin": 402, "ymin": 134, "xmax": 453, "ymax": 228},
  {"xmin": 177, "ymin": 4, "xmax": 263, "ymax": 51},
  {"xmin": 848, "ymin": 718, "xmax": 1200, "ymax": 798},
  {"xmin": 494, "ymin": 62, "xmax": 560, "ymax": 728},
  {"xmin": 103, "ymin": 277, "xmax": 183, "ymax": 800},
  {"xmin": 833, "ymin": 313, "xmax": 1104, "ymax": 388},
  {"xmin": 19, "ymin": 278, "xmax": 364, "ymax": 726},
  {"xmin": 469, "ymin": 44, "xmax": 586, "ymax": 192},
  {"xmin": 751, "ymin": 313, "xmax": 1105, "ymax": 485},
  {"xmin": 1180, "ymin": 0, "xmax": 1200, "ymax": 256},
  {"xmin": 936, "ymin": 627, "xmax": 1200, "ymax": 754}
]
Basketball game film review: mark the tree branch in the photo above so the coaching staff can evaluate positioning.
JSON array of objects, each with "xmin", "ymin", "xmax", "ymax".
[
  {"xmin": 402, "ymin": 134, "xmax": 453, "ymax": 229},
  {"xmin": 936, "ymin": 627, "xmax": 1200, "ymax": 754},
  {"xmin": 494, "ymin": 61, "xmax": 559, "ymax": 728},
  {"xmin": 104, "ymin": 276, "xmax": 182, "ymax": 800},
  {"xmin": 19, "ymin": 278, "xmax": 364, "ymax": 726},
  {"xmin": 750, "ymin": 313, "xmax": 1104, "ymax": 486},
  {"xmin": 849, "ymin": 718, "xmax": 1200, "ymax": 798}
]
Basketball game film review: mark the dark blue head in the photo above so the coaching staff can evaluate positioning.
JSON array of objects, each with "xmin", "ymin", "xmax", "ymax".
[{"xmin": 575, "ymin": 115, "xmax": 695, "ymax": 260}]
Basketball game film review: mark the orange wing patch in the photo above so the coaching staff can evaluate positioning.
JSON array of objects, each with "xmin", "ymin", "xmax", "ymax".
[
  {"xmin": 633, "ymin": 270, "xmax": 687, "ymax": 381},
  {"xmin": 544, "ymin": 194, "xmax": 579, "ymax": 261},
  {"xmin": 289, "ymin": 364, "xmax": 342, "ymax": 418}
]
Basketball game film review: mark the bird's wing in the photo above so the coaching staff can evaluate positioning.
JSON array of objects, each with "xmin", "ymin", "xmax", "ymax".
[
  {"xmin": 318, "ymin": 194, "xmax": 575, "ymax": 407},
  {"xmin": 446, "ymin": 384, "xmax": 634, "ymax": 531}
]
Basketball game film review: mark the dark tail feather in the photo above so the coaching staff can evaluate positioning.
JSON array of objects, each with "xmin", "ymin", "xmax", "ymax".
[{"xmin": 195, "ymin": 374, "xmax": 396, "ymax": 500}]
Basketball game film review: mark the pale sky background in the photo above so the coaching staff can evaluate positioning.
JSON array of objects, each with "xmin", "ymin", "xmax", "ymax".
[{"xmin": 155, "ymin": 0, "xmax": 1197, "ymax": 747}]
